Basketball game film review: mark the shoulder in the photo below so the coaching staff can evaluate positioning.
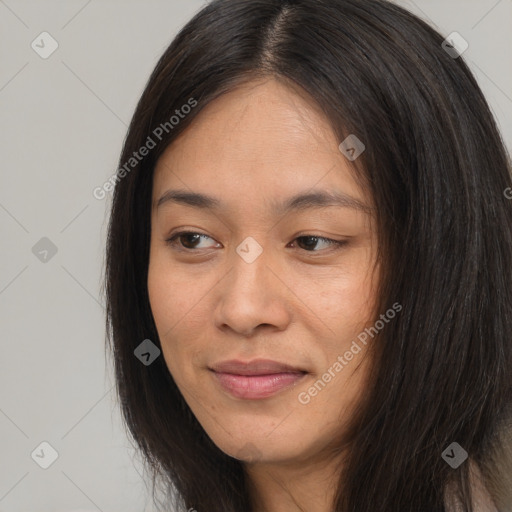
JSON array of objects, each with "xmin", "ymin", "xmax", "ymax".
[
  {"xmin": 444, "ymin": 423, "xmax": 512, "ymax": 512},
  {"xmin": 470, "ymin": 462, "xmax": 501, "ymax": 512},
  {"xmin": 482, "ymin": 420, "xmax": 512, "ymax": 512},
  {"xmin": 444, "ymin": 462, "xmax": 498, "ymax": 512}
]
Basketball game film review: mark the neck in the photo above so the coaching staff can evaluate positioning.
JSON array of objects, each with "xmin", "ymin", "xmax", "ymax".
[{"xmin": 244, "ymin": 448, "xmax": 345, "ymax": 512}]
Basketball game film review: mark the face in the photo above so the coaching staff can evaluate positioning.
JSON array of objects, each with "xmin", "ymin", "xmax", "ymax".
[{"xmin": 148, "ymin": 77, "xmax": 380, "ymax": 466}]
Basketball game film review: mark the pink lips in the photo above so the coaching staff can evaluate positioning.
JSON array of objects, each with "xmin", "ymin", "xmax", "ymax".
[{"xmin": 209, "ymin": 359, "xmax": 307, "ymax": 400}]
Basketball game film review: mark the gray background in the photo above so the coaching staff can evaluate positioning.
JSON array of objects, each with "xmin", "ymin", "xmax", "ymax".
[{"xmin": 0, "ymin": 1, "xmax": 511, "ymax": 511}]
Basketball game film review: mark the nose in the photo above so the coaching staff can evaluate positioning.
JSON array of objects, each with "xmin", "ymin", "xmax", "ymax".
[{"xmin": 214, "ymin": 245, "xmax": 292, "ymax": 337}]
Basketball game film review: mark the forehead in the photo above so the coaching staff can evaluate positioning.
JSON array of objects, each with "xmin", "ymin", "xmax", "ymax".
[{"xmin": 152, "ymin": 78, "xmax": 369, "ymax": 210}]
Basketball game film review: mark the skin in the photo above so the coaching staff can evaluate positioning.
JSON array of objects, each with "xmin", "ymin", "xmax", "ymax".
[{"xmin": 147, "ymin": 77, "xmax": 380, "ymax": 512}]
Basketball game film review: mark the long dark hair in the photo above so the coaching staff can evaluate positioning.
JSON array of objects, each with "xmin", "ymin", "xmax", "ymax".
[{"xmin": 104, "ymin": 0, "xmax": 512, "ymax": 510}]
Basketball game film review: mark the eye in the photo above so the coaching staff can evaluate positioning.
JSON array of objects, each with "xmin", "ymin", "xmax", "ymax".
[
  {"xmin": 289, "ymin": 235, "xmax": 348, "ymax": 252},
  {"xmin": 166, "ymin": 231, "xmax": 219, "ymax": 251},
  {"xmin": 166, "ymin": 231, "xmax": 348, "ymax": 254}
]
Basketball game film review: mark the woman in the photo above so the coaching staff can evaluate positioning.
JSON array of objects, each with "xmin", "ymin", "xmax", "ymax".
[{"xmin": 104, "ymin": 0, "xmax": 512, "ymax": 510}]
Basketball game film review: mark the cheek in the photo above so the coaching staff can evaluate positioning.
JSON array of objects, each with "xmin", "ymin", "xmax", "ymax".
[
  {"xmin": 147, "ymin": 253, "xmax": 211, "ymax": 378},
  {"xmin": 147, "ymin": 266, "xmax": 178, "ymax": 335},
  {"xmin": 341, "ymin": 270, "xmax": 379, "ymax": 327},
  {"xmin": 147, "ymin": 256, "xmax": 186, "ymax": 363},
  {"xmin": 338, "ymin": 248, "xmax": 380, "ymax": 325},
  {"xmin": 147, "ymin": 248, "xmax": 202, "ymax": 332},
  {"xmin": 301, "ymin": 262, "xmax": 378, "ymax": 334}
]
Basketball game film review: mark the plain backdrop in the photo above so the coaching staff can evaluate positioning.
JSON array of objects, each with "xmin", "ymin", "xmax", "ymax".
[{"xmin": 0, "ymin": 0, "xmax": 511, "ymax": 511}]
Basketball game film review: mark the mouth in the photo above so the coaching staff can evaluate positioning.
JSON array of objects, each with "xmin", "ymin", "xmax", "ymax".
[{"xmin": 208, "ymin": 359, "xmax": 308, "ymax": 400}]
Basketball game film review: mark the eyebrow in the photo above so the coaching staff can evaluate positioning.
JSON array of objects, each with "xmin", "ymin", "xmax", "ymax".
[{"xmin": 155, "ymin": 189, "xmax": 373, "ymax": 215}]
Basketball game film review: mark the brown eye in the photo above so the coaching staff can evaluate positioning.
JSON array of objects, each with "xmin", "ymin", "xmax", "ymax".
[
  {"xmin": 296, "ymin": 236, "xmax": 321, "ymax": 251},
  {"xmin": 178, "ymin": 233, "xmax": 202, "ymax": 249},
  {"xmin": 166, "ymin": 232, "xmax": 218, "ymax": 251},
  {"xmin": 292, "ymin": 236, "xmax": 348, "ymax": 252}
]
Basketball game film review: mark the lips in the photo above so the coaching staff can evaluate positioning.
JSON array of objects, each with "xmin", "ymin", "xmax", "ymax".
[
  {"xmin": 209, "ymin": 359, "xmax": 308, "ymax": 399},
  {"xmin": 209, "ymin": 358, "xmax": 307, "ymax": 375}
]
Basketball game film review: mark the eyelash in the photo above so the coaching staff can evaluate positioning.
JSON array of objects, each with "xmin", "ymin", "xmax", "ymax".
[{"xmin": 165, "ymin": 231, "xmax": 348, "ymax": 254}]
